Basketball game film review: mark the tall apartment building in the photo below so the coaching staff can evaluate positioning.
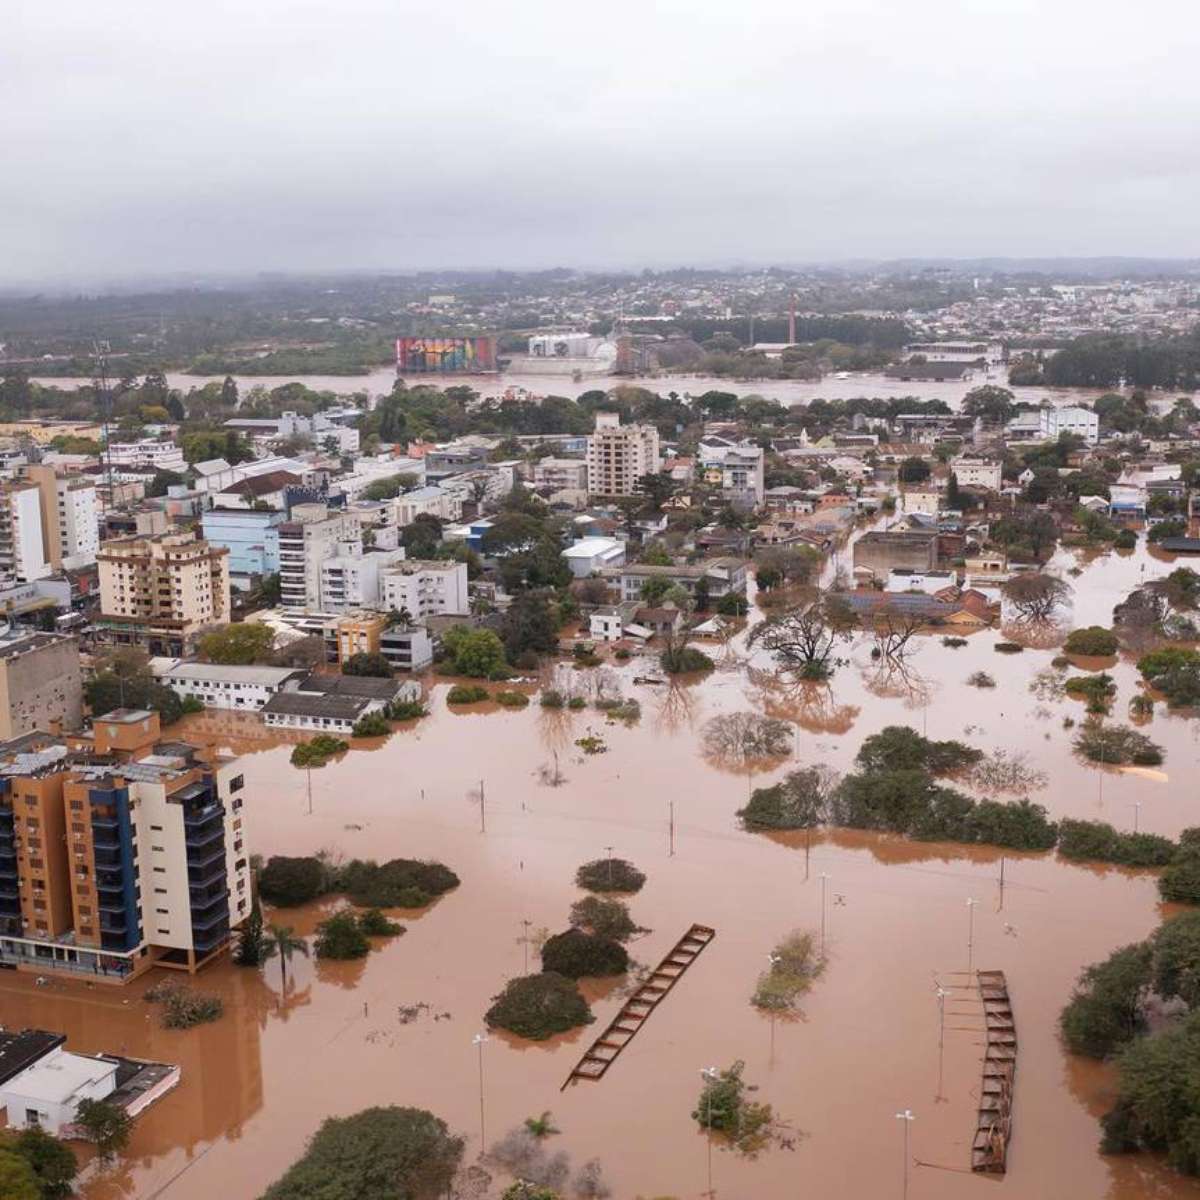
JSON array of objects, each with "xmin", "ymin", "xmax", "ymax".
[
  {"xmin": 24, "ymin": 464, "xmax": 100, "ymax": 571},
  {"xmin": 586, "ymin": 412, "xmax": 660, "ymax": 497},
  {"xmin": 0, "ymin": 481, "xmax": 50, "ymax": 582},
  {"xmin": 318, "ymin": 541, "xmax": 407, "ymax": 613},
  {"xmin": 271, "ymin": 503, "xmax": 360, "ymax": 611},
  {"xmin": 0, "ymin": 709, "xmax": 250, "ymax": 982},
  {"xmin": 380, "ymin": 559, "xmax": 469, "ymax": 618},
  {"xmin": 0, "ymin": 632, "xmax": 83, "ymax": 740},
  {"xmin": 96, "ymin": 531, "xmax": 231, "ymax": 655}
]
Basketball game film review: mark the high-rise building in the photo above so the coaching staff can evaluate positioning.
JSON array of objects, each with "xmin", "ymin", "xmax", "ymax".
[
  {"xmin": 96, "ymin": 531, "xmax": 231, "ymax": 655},
  {"xmin": 585, "ymin": 412, "xmax": 660, "ymax": 497},
  {"xmin": 0, "ymin": 708, "xmax": 250, "ymax": 982},
  {"xmin": 24, "ymin": 464, "xmax": 100, "ymax": 571},
  {"xmin": 0, "ymin": 482, "xmax": 50, "ymax": 583},
  {"xmin": 271, "ymin": 503, "xmax": 360, "ymax": 612}
]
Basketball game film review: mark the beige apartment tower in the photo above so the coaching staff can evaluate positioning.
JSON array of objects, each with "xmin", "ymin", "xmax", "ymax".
[
  {"xmin": 97, "ymin": 531, "xmax": 231, "ymax": 655},
  {"xmin": 585, "ymin": 411, "xmax": 661, "ymax": 498}
]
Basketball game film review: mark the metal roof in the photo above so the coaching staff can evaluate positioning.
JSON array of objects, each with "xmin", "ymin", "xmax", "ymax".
[
  {"xmin": 164, "ymin": 663, "xmax": 304, "ymax": 686},
  {"xmin": 262, "ymin": 692, "xmax": 368, "ymax": 720}
]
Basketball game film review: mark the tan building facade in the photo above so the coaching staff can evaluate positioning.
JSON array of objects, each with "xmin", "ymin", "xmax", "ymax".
[
  {"xmin": 0, "ymin": 633, "xmax": 83, "ymax": 741},
  {"xmin": 24, "ymin": 464, "xmax": 100, "ymax": 570},
  {"xmin": 97, "ymin": 531, "xmax": 231, "ymax": 654},
  {"xmin": 586, "ymin": 412, "xmax": 661, "ymax": 497}
]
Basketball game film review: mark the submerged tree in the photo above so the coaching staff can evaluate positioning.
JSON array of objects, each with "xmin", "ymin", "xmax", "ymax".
[
  {"xmin": 1002, "ymin": 573, "xmax": 1072, "ymax": 622},
  {"xmin": 748, "ymin": 592, "xmax": 855, "ymax": 680}
]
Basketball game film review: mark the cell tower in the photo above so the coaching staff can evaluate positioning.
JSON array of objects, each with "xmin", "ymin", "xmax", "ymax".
[
  {"xmin": 788, "ymin": 293, "xmax": 797, "ymax": 345},
  {"xmin": 92, "ymin": 340, "xmax": 116, "ymax": 514}
]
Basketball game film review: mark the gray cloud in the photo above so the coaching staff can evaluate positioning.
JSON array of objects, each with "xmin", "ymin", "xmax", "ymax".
[{"xmin": 4, "ymin": 0, "xmax": 1200, "ymax": 281}]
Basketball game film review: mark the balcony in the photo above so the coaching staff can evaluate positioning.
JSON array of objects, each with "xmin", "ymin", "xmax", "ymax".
[
  {"xmin": 183, "ymin": 801, "xmax": 223, "ymax": 827},
  {"xmin": 192, "ymin": 922, "xmax": 230, "ymax": 954},
  {"xmin": 188, "ymin": 857, "xmax": 227, "ymax": 887},
  {"xmin": 191, "ymin": 902, "xmax": 230, "ymax": 932},
  {"xmin": 190, "ymin": 886, "xmax": 228, "ymax": 915}
]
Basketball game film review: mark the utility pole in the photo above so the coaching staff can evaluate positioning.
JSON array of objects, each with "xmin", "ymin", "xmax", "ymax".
[
  {"xmin": 894, "ymin": 1110, "xmax": 915, "ymax": 1200},
  {"xmin": 91, "ymin": 340, "xmax": 116, "ymax": 515},
  {"xmin": 479, "ymin": 779, "xmax": 485, "ymax": 834},
  {"xmin": 472, "ymin": 1033, "xmax": 489, "ymax": 1151},
  {"xmin": 700, "ymin": 1066, "xmax": 718, "ymax": 1197},
  {"xmin": 966, "ymin": 897, "xmax": 979, "ymax": 979}
]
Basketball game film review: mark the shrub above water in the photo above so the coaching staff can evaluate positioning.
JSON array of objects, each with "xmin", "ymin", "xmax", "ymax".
[
  {"xmin": 575, "ymin": 857, "xmax": 646, "ymax": 894},
  {"xmin": 1065, "ymin": 626, "xmax": 1120, "ymax": 656},
  {"xmin": 540, "ymin": 928, "xmax": 629, "ymax": 978},
  {"xmin": 485, "ymin": 972, "xmax": 594, "ymax": 1040},
  {"xmin": 568, "ymin": 896, "xmax": 641, "ymax": 942}
]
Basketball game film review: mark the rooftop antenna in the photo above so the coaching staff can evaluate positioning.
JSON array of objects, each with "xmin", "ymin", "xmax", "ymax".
[{"xmin": 92, "ymin": 339, "xmax": 116, "ymax": 515}]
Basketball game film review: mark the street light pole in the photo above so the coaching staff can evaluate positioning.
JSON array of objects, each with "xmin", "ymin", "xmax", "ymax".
[
  {"xmin": 767, "ymin": 954, "xmax": 781, "ymax": 1064},
  {"xmin": 894, "ymin": 1109, "xmax": 915, "ymax": 1200},
  {"xmin": 472, "ymin": 1033, "xmax": 489, "ymax": 1151},
  {"xmin": 934, "ymin": 986, "xmax": 947, "ymax": 1100},
  {"xmin": 819, "ymin": 873, "xmax": 830, "ymax": 957},
  {"xmin": 966, "ymin": 897, "xmax": 979, "ymax": 979},
  {"xmin": 700, "ymin": 1066, "xmax": 719, "ymax": 1197}
]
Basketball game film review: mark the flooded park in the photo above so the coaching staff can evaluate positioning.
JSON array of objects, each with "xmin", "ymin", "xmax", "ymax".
[{"xmin": 3, "ymin": 540, "xmax": 1199, "ymax": 1200}]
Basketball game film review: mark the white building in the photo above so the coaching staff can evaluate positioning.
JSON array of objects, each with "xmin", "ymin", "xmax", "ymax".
[
  {"xmin": 379, "ymin": 624, "xmax": 434, "ymax": 672},
  {"xmin": 319, "ymin": 543, "xmax": 407, "ymax": 612},
  {"xmin": 275, "ymin": 504, "xmax": 361, "ymax": 612},
  {"xmin": 586, "ymin": 412, "xmax": 661, "ymax": 497},
  {"xmin": 884, "ymin": 569, "xmax": 958, "ymax": 595},
  {"xmin": 1040, "ymin": 406, "xmax": 1099, "ymax": 444},
  {"xmin": 106, "ymin": 439, "xmax": 186, "ymax": 472},
  {"xmin": 393, "ymin": 486, "xmax": 462, "ymax": 527},
  {"xmin": 901, "ymin": 489, "xmax": 942, "ymax": 516},
  {"xmin": 0, "ymin": 483, "xmax": 50, "ymax": 582},
  {"xmin": 161, "ymin": 662, "xmax": 306, "ymax": 711},
  {"xmin": 563, "ymin": 536, "xmax": 626, "ymax": 579},
  {"xmin": 380, "ymin": 559, "xmax": 469, "ymax": 618},
  {"xmin": 0, "ymin": 1045, "xmax": 117, "ymax": 1134},
  {"xmin": 697, "ymin": 439, "xmax": 766, "ymax": 507},
  {"xmin": 950, "ymin": 457, "xmax": 1003, "ymax": 491},
  {"xmin": 533, "ymin": 458, "xmax": 588, "ymax": 491}
]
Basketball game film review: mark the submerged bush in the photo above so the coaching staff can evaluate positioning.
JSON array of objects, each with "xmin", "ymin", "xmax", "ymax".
[
  {"xmin": 290, "ymin": 735, "xmax": 349, "ymax": 768},
  {"xmin": 1065, "ymin": 626, "xmax": 1120, "ymax": 656},
  {"xmin": 752, "ymin": 930, "xmax": 825, "ymax": 1011},
  {"xmin": 146, "ymin": 980, "xmax": 223, "ymax": 1029},
  {"xmin": 737, "ymin": 767, "xmax": 835, "ymax": 830},
  {"xmin": 485, "ymin": 972, "xmax": 594, "ymax": 1040},
  {"xmin": 447, "ymin": 684, "xmax": 490, "ymax": 704},
  {"xmin": 1059, "ymin": 942, "xmax": 1152, "ymax": 1059},
  {"xmin": 315, "ymin": 910, "xmax": 370, "ymax": 960},
  {"xmin": 258, "ymin": 855, "xmax": 328, "ymax": 906},
  {"xmin": 351, "ymin": 712, "xmax": 391, "ymax": 737},
  {"xmin": 660, "ymin": 645, "xmax": 715, "ymax": 674},
  {"xmin": 854, "ymin": 726, "xmax": 982, "ymax": 775},
  {"xmin": 966, "ymin": 671, "xmax": 996, "ymax": 688},
  {"xmin": 692, "ymin": 1061, "xmax": 774, "ymax": 1152},
  {"xmin": 540, "ymin": 928, "xmax": 629, "ymax": 978},
  {"xmin": 575, "ymin": 858, "xmax": 646, "ymax": 894},
  {"xmin": 1064, "ymin": 673, "xmax": 1118, "ymax": 713},
  {"xmin": 1074, "ymin": 723, "xmax": 1164, "ymax": 766},
  {"xmin": 994, "ymin": 642, "xmax": 1024, "ymax": 654},
  {"xmin": 358, "ymin": 908, "xmax": 405, "ymax": 937},
  {"xmin": 1057, "ymin": 819, "xmax": 1176, "ymax": 868},
  {"xmin": 568, "ymin": 896, "xmax": 641, "ymax": 942},
  {"xmin": 964, "ymin": 799, "xmax": 1058, "ymax": 851},
  {"xmin": 540, "ymin": 689, "xmax": 565, "ymax": 709},
  {"xmin": 1161, "ymin": 834, "xmax": 1200, "ymax": 904},
  {"xmin": 336, "ymin": 858, "xmax": 459, "ymax": 908}
]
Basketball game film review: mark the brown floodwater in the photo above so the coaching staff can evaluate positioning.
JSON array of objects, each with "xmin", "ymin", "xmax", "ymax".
[{"xmin": 3, "ymin": 543, "xmax": 1200, "ymax": 1200}]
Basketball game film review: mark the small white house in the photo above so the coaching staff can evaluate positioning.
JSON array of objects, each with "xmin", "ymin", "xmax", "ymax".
[
  {"xmin": 563, "ymin": 536, "xmax": 626, "ymax": 579},
  {"xmin": 1, "ymin": 1047, "xmax": 117, "ymax": 1135}
]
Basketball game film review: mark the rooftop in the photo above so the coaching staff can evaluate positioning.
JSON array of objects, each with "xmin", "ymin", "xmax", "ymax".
[
  {"xmin": 0, "ymin": 1029, "xmax": 65, "ymax": 1086},
  {"xmin": 261, "ymin": 691, "xmax": 369, "ymax": 720},
  {"xmin": 163, "ymin": 663, "xmax": 304, "ymax": 687},
  {"xmin": 4, "ymin": 1048, "xmax": 117, "ymax": 1103}
]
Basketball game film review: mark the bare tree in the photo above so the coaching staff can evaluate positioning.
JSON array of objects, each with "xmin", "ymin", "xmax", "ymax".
[
  {"xmin": 1001, "ymin": 572, "xmax": 1072, "ymax": 622},
  {"xmin": 701, "ymin": 712, "xmax": 792, "ymax": 768},
  {"xmin": 870, "ymin": 610, "xmax": 925, "ymax": 661},
  {"xmin": 745, "ymin": 667, "xmax": 861, "ymax": 736},
  {"xmin": 748, "ymin": 592, "xmax": 855, "ymax": 680}
]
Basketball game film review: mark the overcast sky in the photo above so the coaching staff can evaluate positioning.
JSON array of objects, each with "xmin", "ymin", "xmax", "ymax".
[{"xmin": 4, "ymin": 0, "xmax": 1200, "ymax": 282}]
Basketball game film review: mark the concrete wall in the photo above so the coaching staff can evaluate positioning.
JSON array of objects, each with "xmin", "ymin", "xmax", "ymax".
[{"xmin": 0, "ymin": 636, "xmax": 83, "ymax": 740}]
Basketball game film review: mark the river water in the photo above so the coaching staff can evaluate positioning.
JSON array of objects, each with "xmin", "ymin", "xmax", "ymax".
[
  {"xmin": 28, "ymin": 365, "xmax": 1132, "ymax": 412},
  {"xmin": 2, "ymin": 541, "xmax": 1199, "ymax": 1200}
]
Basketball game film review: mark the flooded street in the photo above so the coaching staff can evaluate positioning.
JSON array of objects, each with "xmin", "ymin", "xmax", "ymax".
[{"xmin": 3, "ymin": 545, "xmax": 1200, "ymax": 1199}]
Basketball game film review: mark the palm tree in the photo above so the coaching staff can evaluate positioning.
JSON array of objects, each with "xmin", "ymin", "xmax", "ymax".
[{"xmin": 265, "ymin": 924, "xmax": 309, "ymax": 990}]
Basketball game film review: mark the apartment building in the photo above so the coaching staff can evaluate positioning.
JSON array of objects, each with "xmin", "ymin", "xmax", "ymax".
[
  {"xmin": 24, "ymin": 464, "xmax": 100, "ymax": 571},
  {"xmin": 392, "ymin": 486, "xmax": 462, "ymax": 527},
  {"xmin": 96, "ymin": 532, "xmax": 231, "ymax": 655},
  {"xmin": 0, "ymin": 709, "xmax": 251, "ymax": 982},
  {"xmin": 379, "ymin": 559, "xmax": 469, "ymax": 618},
  {"xmin": 0, "ymin": 632, "xmax": 83, "ymax": 740},
  {"xmin": 602, "ymin": 559, "xmax": 748, "ymax": 603},
  {"xmin": 533, "ymin": 457, "xmax": 588, "ymax": 492},
  {"xmin": 697, "ymin": 439, "xmax": 766, "ymax": 508},
  {"xmin": 335, "ymin": 612, "xmax": 387, "ymax": 662},
  {"xmin": 0, "ymin": 482, "xmax": 50, "ymax": 583},
  {"xmin": 106, "ymin": 439, "xmax": 187, "ymax": 472},
  {"xmin": 272, "ymin": 503, "xmax": 360, "ymax": 612},
  {"xmin": 318, "ymin": 543, "xmax": 407, "ymax": 613},
  {"xmin": 950, "ymin": 456, "xmax": 1003, "ymax": 491},
  {"xmin": 585, "ymin": 412, "xmax": 661, "ymax": 497}
]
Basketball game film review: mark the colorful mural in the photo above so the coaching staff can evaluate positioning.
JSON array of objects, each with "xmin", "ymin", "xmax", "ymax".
[{"xmin": 395, "ymin": 336, "xmax": 498, "ymax": 373}]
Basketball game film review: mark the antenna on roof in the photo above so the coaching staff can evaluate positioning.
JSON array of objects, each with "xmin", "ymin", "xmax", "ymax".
[{"xmin": 92, "ymin": 339, "xmax": 115, "ymax": 515}]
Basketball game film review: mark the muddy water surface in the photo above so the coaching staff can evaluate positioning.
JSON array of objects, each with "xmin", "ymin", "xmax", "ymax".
[{"xmin": 3, "ymin": 546, "xmax": 1200, "ymax": 1199}]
